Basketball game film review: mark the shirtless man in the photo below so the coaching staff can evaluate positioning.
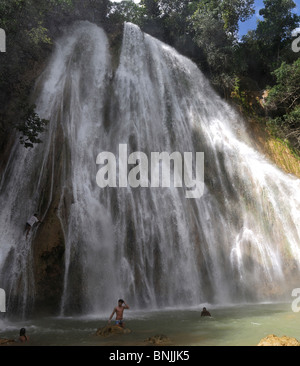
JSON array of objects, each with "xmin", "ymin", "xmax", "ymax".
[
  {"xmin": 25, "ymin": 213, "xmax": 42, "ymax": 238},
  {"xmin": 201, "ymin": 307, "xmax": 211, "ymax": 317},
  {"xmin": 108, "ymin": 299, "xmax": 130, "ymax": 328}
]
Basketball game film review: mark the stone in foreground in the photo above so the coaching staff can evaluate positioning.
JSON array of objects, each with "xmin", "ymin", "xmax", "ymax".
[
  {"xmin": 96, "ymin": 325, "xmax": 131, "ymax": 337},
  {"xmin": 258, "ymin": 334, "xmax": 300, "ymax": 346},
  {"xmin": 0, "ymin": 338, "xmax": 15, "ymax": 345},
  {"xmin": 144, "ymin": 334, "xmax": 172, "ymax": 346}
]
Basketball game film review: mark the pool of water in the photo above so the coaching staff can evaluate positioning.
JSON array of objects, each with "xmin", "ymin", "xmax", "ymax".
[{"xmin": 1, "ymin": 303, "xmax": 300, "ymax": 346}]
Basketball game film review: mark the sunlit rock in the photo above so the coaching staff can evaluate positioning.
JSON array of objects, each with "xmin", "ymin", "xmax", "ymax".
[
  {"xmin": 144, "ymin": 334, "xmax": 172, "ymax": 346},
  {"xmin": 96, "ymin": 325, "xmax": 131, "ymax": 337},
  {"xmin": 258, "ymin": 334, "xmax": 300, "ymax": 346}
]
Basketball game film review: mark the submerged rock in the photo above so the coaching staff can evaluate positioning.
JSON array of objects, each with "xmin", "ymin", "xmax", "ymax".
[
  {"xmin": 144, "ymin": 334, "xmax": 172, "ymax": 346},
  {"xmin": 258, "ymin": 335, "xmax": 300, "ymax": 346},
  {"xmin": 96, "ymin": 325, "xmax": 131, "ymax": 337}
]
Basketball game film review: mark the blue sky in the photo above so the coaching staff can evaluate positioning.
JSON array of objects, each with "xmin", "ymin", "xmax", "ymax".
[{"xmin": 239, "ymin": 0, "xmax": 300, "ymax": 36}]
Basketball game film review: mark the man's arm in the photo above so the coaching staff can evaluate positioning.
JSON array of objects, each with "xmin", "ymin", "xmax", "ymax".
[
  {"xmin": 108, "ymin": 308, "xmax": 116, "ymax": 323},
  {"xmin": 123, "ymin": 301, "xmax": 129, "ymax": 310}
]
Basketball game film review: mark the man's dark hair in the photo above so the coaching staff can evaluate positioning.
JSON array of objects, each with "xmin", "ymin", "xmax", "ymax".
[{"xmin": 118, "ymin": 299, "xmax": 124, "ymax": 304}]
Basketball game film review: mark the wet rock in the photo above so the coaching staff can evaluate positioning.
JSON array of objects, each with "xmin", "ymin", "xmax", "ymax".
[
  {"xmin": 0, "ymin": 338, "xmax": 15, "ymax": 345},
  {"xmin": 144, "ymin": 334, "xmax": 172, "ymax": 346},
  {"xmin": 96, "ymin": 325, "xmax": 131, "ymax": 337},
  {"xmin": 258, "ymin": 334, "xmax": 300, "ymax": 346}
]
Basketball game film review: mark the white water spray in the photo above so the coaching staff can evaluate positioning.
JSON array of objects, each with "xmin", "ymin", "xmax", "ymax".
[{"xmin": 0, "ymin": 22, "xmax": 299, "ymax": 316}]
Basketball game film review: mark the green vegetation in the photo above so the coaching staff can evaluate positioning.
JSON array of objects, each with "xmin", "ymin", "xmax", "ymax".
[
  {"xmin": 266, "ymin": 59, "xmax": 300, "ymax": 150},
  {"xmin": 0, "ymin": 0, "xmax": 299, "ymax": 157},
  {"xmin": 17, "ymin": 104, "xmax": 49, "ymax": 148},
  {"xmin": 0, "ymin": 0, "xmax": 109, "ymax": 148}
]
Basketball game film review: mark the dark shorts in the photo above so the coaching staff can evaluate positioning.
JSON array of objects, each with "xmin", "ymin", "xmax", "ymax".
[
  {"xmin": 25, "ymin": 223, "xmax": 31, "ymax": 230},
  {"xmin": 116, "ymin": 320, "xmax": 123, "ymax": 326}
]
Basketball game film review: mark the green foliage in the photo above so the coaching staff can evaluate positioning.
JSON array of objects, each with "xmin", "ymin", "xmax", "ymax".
[
  {"xmin": 108, "ymin": 1, "xmax": 146, "ymax": 27},
  {"xmin": 266, "ymin": 59, "xmax": 300, "ymax": 150},
  {"xmin": 232, "ymin": 77, "xmax": 250, "ymax": 110},
  {"xmin": 17, "ymin": 104, "xmax": 49, "ymax": 149},
  {"xmin": 140, "ymin": 0, "xmax": 160, "ymax": 19},
  {"xmin": 221, "ymin": 0, "xmax": 255, "ymax": 32},
  {"xmin": 267, "ymin": 59, "xmax": 300, "ymax": 112},
  {"xmin": 257, "ymin": 0, "xmax": 300, "ymax": 43},
  {"xmin": 193, "ymin": 0, "xmax": 255, "ymax": 34},
  {"xmin": 26, "ymin": 22, "xmax": 52, "ymax": 45},
  {"xmin": 0, "ymin": 0, "xmax": 74, "ymax": 148},
  {"xmin": 191, "ymin": 0, "xmax": 254, "ymax": 94},
  {"xmin": 243, "ymin": 0, "xmax": 300, "ymax": 74},
  {"xmin": 72, "ymin": 0, "xmax": 109, "ymax": 23},
  {"xmin": 0, "ymin": 0, "xmax": 299, "ymax": 154}
]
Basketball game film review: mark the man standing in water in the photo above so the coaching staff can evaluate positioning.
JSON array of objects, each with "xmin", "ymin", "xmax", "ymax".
[
  {"xmin": 108, "ymin": 299, "xmax": 130, "ymax": 328},
  {"xmin": 25, "ymin": 213, "xmax": 42, "ymax": 238},
  {"xmin": 201, "ymin": 307, "xmax": 212, "ymax": 317}
]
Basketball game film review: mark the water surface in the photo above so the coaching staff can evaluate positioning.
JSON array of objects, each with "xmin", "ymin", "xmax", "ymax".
[{"xmin": 1, "ymin": 303, "xmax": 299, "ymax": 346}]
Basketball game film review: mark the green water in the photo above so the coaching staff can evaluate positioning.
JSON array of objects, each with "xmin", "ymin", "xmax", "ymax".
[{"xmin": 1, "ymin": 303, "xmax": 300, "ymax": 346}]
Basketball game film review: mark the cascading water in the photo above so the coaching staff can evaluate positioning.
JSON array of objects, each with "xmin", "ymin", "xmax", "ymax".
[{"xmin": 0, "ymin": 21, "xmax": 300, "ymax": 318}]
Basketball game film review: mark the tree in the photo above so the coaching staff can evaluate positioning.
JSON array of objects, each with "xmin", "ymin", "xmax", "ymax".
[
  {"xmin": 18, "ymin": 104, "xmax": 49, "ymax": 149},
  {"xmin": 71, "ymin": 0, "xmax": 110, "ymax": 24},
  {"xmin": 141, "ymin": 0, "xmax": 160, "ymax": 19},
  {"xmin": 0, "ymin": 0, "xmax": 74, "ymax": 148},
  {"xmin": 266, "ymin": 59, "xmax": 300, "ymax": 150},
  {"xmin": 191, "ymin": 0, "xmax": 255, "ymax": 95},
  {"xmin": 254, "ymin": 0, "xmax": 300, "ymax": 66},
  {"xmin": 107, "ymin": 0, "xmax": 146, "ymax": 27}
]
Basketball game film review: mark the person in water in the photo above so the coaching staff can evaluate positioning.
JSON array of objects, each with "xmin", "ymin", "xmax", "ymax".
[
  {"xmin": 201, "ymin": 307, "xmax": 211, "ymax": 317},
  {"xmin": 25, "ymin": 213, "xmax": 42, "ymax": 238},
  {"xmin": 19, "ymin": 328, "xmax": 29, "ymax": 343},
  {"xmin": 108, "ymin": 299, "xmax": 130, "ymax": 328}
]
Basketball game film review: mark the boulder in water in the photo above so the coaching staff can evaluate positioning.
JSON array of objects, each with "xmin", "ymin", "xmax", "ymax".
[
  {"xmin": 96, "ymin": 325, "xmax": 131, "ymax": 337},
  {"xmin": 0, "ymin": 338, "xmax": 15, "ymax": 345},
  {"xmin": 258, "ymin": 334, "xmax": 300, "ymax": 346},
  {"xmin": 144, "ymin": 334, "xmax": 172, "ymax": 346}
]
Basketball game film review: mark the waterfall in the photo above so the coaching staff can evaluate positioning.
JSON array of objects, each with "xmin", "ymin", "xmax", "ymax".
[{"xmin": 0, "ymin": 21, "xmax": 300, "ymax": 317}]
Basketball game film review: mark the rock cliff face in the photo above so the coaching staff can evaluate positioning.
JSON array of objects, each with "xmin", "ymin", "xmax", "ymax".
[
  {"xmin": 32, "ymin": 125, "xmax": 65, "ymax": 316},
  {"xmin": 33, "ymin": 207, "xmax": 65, "ymax": 315}
]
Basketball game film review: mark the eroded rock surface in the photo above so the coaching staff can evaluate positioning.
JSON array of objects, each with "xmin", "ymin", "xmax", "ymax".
[
  {"xmin": 258, "ymin": 334, "xmax": 300, "ymax": 346},
  {"xmin": 96, "ymin": 325, "xmax": 131, "ymax": 337}
]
